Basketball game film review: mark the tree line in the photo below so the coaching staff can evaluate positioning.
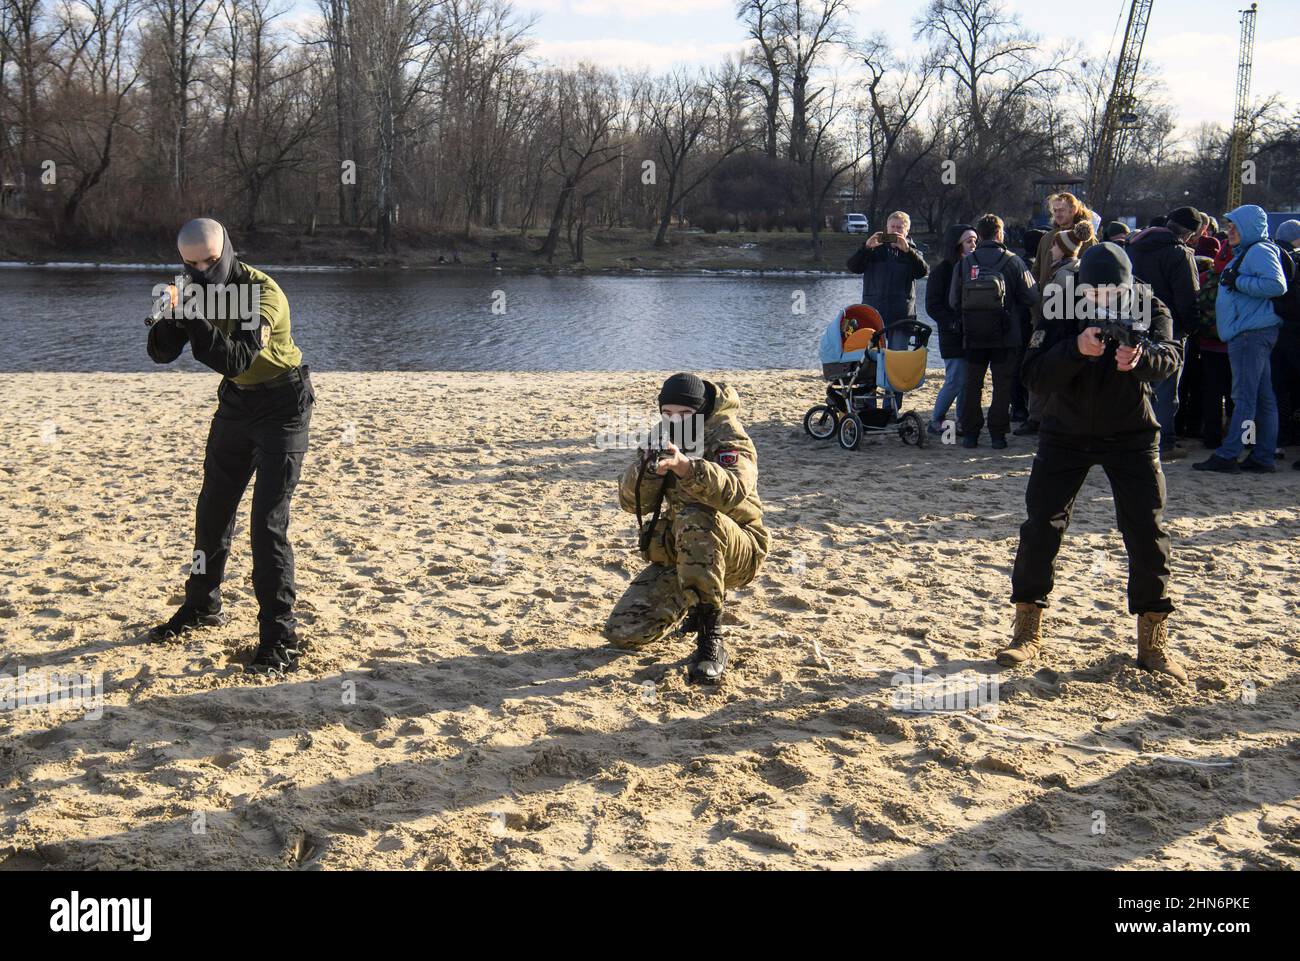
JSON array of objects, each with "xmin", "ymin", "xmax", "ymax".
[{"xmin": 2, "ymin": 0, "xmax": 1297, "ymax": 260}]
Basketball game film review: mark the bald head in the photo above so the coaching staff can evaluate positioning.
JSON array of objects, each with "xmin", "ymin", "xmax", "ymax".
[
  {"xmin": 178, "ymin": 217, "xmax": 236, "ymax": 286},
  {"xmin": 178, "ymin": 218, "xmax": 225, "ymax": 270}
]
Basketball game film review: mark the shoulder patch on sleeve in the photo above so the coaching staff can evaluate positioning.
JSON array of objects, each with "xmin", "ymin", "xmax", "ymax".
[
  {"xmin": 1029, "ymin": 328, "xmax": 1046, "ymax": 349},
  {"xmin": 716, "ymin": 449, "xmax": 740, "ymax": 468}
]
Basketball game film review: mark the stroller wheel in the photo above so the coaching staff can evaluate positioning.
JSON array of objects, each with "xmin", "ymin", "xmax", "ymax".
[
  {"xmin": 803, "ymin": 405, "xmax": 838, "ymax": 440},
  {"xmin": 837, "ymin": 413, "xmax": 863, "ymax": 451},
  {"xmin": 899, "ymin": 411, "xmax": 925, "ymax": 447}
]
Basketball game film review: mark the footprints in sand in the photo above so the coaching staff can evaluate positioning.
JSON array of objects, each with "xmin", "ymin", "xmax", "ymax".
[{"xmin": 1, "ymin": 372, "xmax": 1297, "ymax": 870}]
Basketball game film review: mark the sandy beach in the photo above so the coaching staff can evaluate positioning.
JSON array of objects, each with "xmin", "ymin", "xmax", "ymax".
[{"xmin": 1, "ymin": 369, "xmax": 1298, "ymax": 870}]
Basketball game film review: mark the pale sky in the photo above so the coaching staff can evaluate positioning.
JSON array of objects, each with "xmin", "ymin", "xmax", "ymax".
[
  {"xmin": 277, "ymin": 0, "xmax": 1300, "ymax": 145},
  {"xmin": 510, "ymin": 0, "xmax": 1300, "ymax": 142}
]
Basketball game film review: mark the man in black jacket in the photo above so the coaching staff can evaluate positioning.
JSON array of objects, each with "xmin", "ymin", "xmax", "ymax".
[
  {"xmin": 1271, "ymin": 220, "xmax": 1300, "ymax": 454},
  {"xmin": 949, "ymin": 213, "xmax": 1038, "ymax": 449},
  {"xmin": 847, "ymin": 210, "xmax": 928, "ymax": 409},
  {"xmin": 999, "ymin": 242, "xmax": 1187, "ymax": 682},
  {"xmin": 1125, "ymin": 205, "xmax": 1201, "ymax": 459}
]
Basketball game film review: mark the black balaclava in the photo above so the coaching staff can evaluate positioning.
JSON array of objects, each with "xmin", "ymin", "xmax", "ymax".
[
  {"xmin": 658, "ymin": 373, "xmax": 710, "ymax": 451},
  {"xmin": 182, "ymin": 219, "xmax": 236, "ymax": 289}
]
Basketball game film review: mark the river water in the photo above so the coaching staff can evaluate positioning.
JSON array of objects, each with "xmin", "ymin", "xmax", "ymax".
[{"xmin": 0, "ymin": 266, "xmax": 941, "ymax": 372}]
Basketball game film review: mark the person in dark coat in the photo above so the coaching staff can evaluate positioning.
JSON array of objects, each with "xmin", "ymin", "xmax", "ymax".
[
  {"xmin": 1195, "ymin": 215, "xmax": 1222, "ymax": 260},
  {"xmin": 1177, "ymin": 212, "xmax": 1220, "ymax": 441},
  {"xmin": 1270, "ymin": 220, "xmax": 1300, "ymax": 452},
  {"xmin": 846, "ymin": 210, "xmax": 929, "ymax": 409},
  {"xmin": 1125, "ymin": 205, "xmax": 1201, "ymax": 460},
  {"xmin": 926, "ymin": 223, "xmax": 977, "ymax": 436},
  {"xmin": 949, "ymin": 213, "xmax": 1039, "ymax": 448},
  {"xmin": 1001, "ymin": 242, "xmax": 1187, "ymax": 682},
  {"xmin": 846, "ymin": 210, "xmax": 929, "ymax": 323},
  {"xmin": 1025, "ymin": 194, "xmax": 1096, "ymax": 424},
  {"xmin": 1022, "ymin": 229, "xmax": 1047, "ymax": 262}
]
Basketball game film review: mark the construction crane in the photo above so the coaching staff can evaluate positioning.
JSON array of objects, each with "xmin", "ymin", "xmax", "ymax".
[
  {"xmin": 1088, "ymin": 0, "xmax": 1155, "ymax": 217},
  {"xmin": 1225, "ymin": 3, "xmax": 1258, "ymax": 211}
]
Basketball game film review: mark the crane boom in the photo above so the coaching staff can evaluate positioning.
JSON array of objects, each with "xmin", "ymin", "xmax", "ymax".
[
  {"xmin": 1088, "ymin": 0, "xmax": 1154, "ymax": 216},
  {"xmin": 1225, "ymin": 3, "xmax": 1258, "ymax": 211}
]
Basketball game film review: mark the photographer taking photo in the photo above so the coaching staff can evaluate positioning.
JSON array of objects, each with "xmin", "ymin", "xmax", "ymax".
[
  {"xmin": 1000, "ymin": 243, "xmax": 1188, "ymax": 682},
  {"xmin": 604, "ymin": 374, "xmax": 769, "ymax": 684},
  {"xmin": 847, "ymin": 211, "xmax": 928, "ymax": 409}
]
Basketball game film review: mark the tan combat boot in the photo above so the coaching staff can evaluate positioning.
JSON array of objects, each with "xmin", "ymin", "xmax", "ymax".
[
  {"xmin": 1136, "ymin": 612, "xmax": 1187, "ymax": 683},
  {"xmin": 997, "ymin": 602, "xmax": 1043, "ymax": 667}
]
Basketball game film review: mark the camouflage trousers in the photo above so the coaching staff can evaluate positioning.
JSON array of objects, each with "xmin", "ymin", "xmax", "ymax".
[{"xmin": 603, "ymin": 504, "xmax": 764, "ymax": 649}]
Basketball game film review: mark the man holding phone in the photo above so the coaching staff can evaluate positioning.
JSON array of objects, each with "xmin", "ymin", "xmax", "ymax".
[{"xmin": 847, "ymin": 211, "xmax": 929, "ymax": 407}]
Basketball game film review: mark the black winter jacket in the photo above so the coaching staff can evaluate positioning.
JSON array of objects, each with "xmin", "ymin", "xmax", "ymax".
[
  {"xmin": 1023, "ymin": 288, "xmax": 1182, "ymax": 448},
  {"xmin": 926, "ymin": 223, "xmax": 973, "ymax": 359},
  {"xmin": 1125, "ymin": 226, "xmax": 1200, "ymax": 339},
  {"xmin": 846, "ymin": 239, "xmax": 928, "ymax": 323}
]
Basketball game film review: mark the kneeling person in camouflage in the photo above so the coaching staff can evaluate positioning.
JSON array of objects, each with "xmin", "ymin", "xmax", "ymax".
[{"xmin": 604, "ymin": 374, "xmax": 769, "ymax": 683}]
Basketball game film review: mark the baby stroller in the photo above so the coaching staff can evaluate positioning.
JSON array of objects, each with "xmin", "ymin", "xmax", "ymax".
[{"xmin": 803, "ymin": 304, "xmax": 933, "ymax": 450}]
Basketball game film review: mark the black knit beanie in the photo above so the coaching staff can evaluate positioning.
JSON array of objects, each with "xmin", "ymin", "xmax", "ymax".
[
  {"xmin": 1079, "ymin": 242, "xmax": 1133, "ymax": 287},
  {"xmin": 658, "ymin": 373, "xmax": 707, "ymax": 411},
  {"xmin": 1166, "ymin": 205, "xmax": 1202, "ymax": 235}
]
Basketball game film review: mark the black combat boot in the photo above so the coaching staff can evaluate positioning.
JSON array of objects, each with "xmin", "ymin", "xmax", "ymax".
[
  {"xmin": 247, "ymin": 635, "xmax": 309, "ymax": 675},
  {"xmin": 687, "ymin": 603, "xmax": 728, "ymax": 684},
  {"xmin": 149, "ymin": 604, "xmax": 227, "ymax": 642},
  {"xmin": 676, "ymin": 606, "xmax": 704, "ymax": 636}
]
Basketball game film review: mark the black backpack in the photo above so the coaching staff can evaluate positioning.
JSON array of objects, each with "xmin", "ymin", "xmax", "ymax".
[{"xmin": 960, "ymin": 249, "xmax": 1012, "ymax": 347}]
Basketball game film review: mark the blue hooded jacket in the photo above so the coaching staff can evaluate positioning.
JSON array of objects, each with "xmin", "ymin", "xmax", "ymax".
[{"xmin": 1216, "ymin": 204, "xmax": 1287, "ymax": 341}]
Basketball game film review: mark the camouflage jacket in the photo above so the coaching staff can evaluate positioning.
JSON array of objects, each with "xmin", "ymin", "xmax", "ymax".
[{"xmin": 617, "ymin": 381, "xmax": 770, "ymax": 565}]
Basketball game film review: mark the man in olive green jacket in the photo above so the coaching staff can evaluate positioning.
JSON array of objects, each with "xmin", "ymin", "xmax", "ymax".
[{"xmin": 147, "ymin": 218, "xmax": 314, "ymax": 674}]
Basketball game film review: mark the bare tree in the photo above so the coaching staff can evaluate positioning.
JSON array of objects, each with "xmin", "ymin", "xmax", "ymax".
[
  {"xmin": 349, "ymin": 0, "xmax": 442, "ymax": 249},
  {"xmin": 536, "ymin": 64, "xmax": 620, "ymax": 263},
  {"xmin": 44, "ymin": 0, "xmax": 138, "ymax": 231},
  {"xmin": 312, "ymin": 0, "xmax": 361, "ymax": 224},
  {"xmin": 915, "ymin": 0, "xmax": 1071, "ymax": 214},
  {"xmin": 803, "ymin": 77, "xmax": 865, "ymax": 260},
  {"xmin": 1, "ymin": 0, "xmax": 68, "ymax": 202},
  {"xmin": 641, "ymin": 67, "xmax": 752, "ymax": 247},
  {"xmin": 736, "ymin": 0, "xmax": 783, "ymax": 159},
  {"xmin": 222, "ymin": 0, "xmax": 326, "ymax": 229},
  {"xmin": 432, "ymin": 0, "xmax": 535, "ymax": 236},
  {"xmin": 856, "ymin": 33, "xmax": 936, "ymax": 230},
  {"xmin": 149, "ymin": 0, "xmax": 222, "ymax": 189},
  {"xmin": 777, "ymin": 0, "xmax": 848, "ymax": 164}
]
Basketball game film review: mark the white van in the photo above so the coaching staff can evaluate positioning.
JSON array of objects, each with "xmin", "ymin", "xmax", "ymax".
[{"xmin": 841, "ymin": 213, "xmax": 870, "ymax": 234}]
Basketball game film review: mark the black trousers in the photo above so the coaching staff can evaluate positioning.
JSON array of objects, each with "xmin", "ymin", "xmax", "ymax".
[
  {"xmin": 960, "ymin": 348, "xmax": 1015, "ymax": 438},
  {"xmin": 1008, "ymin": 345, "xmax": 1029, "ymax": 417},
  {"xmin": 1011, "ymin": 440, "xmax": 1173, "ymax": 616},
  {"xmin": 1175, "ymin": 337, "xmax": 1203, "ymax": 438},
  {"xmin": 1271, "ymin": 324, "xmax": 1300, "ymax": 444},
  {"xmin": 1200, "ymin": 349, "xmax": 1233, "ymax": 448},
  {"xmin": 185, "ymin": 367, "xmax": 314, "ymax": 643}
]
